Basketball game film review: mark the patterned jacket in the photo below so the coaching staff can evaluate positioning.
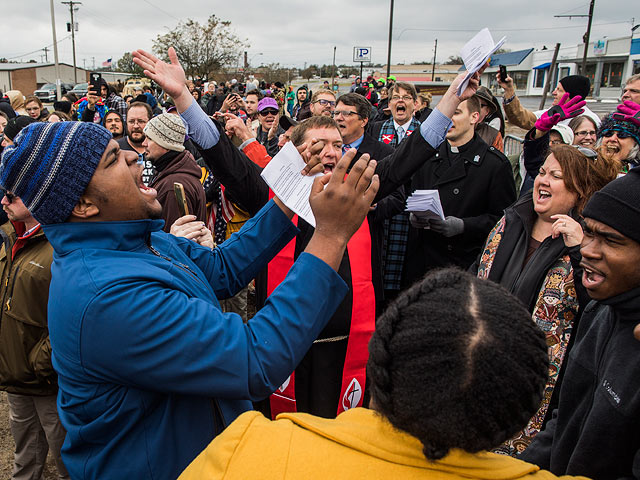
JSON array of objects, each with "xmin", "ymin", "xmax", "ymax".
[{"xmin": 474, "ymin": 193, "xmax": 587, "ymax": 455}]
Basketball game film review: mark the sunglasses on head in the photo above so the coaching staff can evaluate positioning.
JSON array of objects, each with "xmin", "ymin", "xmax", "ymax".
[{"xmin": 259, "ymin": 109, "xmax": 278, "ymax": 116}]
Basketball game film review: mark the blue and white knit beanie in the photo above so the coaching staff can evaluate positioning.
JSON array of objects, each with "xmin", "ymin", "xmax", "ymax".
[{"xmin": 0, "ymin": 121, "xmax": 112, "ymax": 224}]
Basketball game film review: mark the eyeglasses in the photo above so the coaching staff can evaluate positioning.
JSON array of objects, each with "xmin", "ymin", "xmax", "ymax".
[
  {"xmin": 1, "ymin": 189, "xmax": 16, "ymax": 203},
  {"xmin": 601, "ymin": 129, "xmax": 634, "ymax": 140},
  {"xmin": 127, "ymin": 119, "xmax": 148, "ymax": 126},
  {"xmin": 313, "ymin": 99, "xmax": 336, "ymax": 107},
  {"xmin": 259, "ymin": 109, "xmax": 278, "ymax": 116},
  {"xmin": 331, "ymin": 110, "xmax": 361, "ymax": 118},
  {"xmin": 390, "ymin": 95, "xmax": 413, "ymax": 102},
  {"xmin": 574, "ymin": 130, "xmax": 596, "ymax": 137}
]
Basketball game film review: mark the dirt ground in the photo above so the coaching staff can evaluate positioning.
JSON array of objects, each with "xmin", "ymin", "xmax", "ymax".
[{"xmin": 0, "ymin": 392, "xmax": 58, "ymax": 479}]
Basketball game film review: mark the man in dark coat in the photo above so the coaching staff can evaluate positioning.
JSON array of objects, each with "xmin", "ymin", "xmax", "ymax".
[
  {"xmin": 142, "ymin": 113, "xmax": 206, "ymax": 231},
  {"xmin": 402, "ymin": 96, "xmax": 516, "ymax": 287},
  {"xmin": 520, "ymin": 168, "xmax": 640, "ymax": 480}
]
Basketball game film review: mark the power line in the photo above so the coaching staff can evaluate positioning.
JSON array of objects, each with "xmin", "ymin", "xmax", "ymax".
[
  {"xmin": 6, "ymin": 34, "xmax": 72, "ymax": 60},
  {"xmin": 141, "ymin": 0, "xmax": 180, "ymax": 22}
]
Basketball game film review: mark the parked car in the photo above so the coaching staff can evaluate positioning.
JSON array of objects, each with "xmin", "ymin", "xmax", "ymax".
[
  {"xmin": 70, "ymin": 82, "xmax": 88, "ymax": 98},
  {"xmin": 33, "ymin": 83, "xmax": 73, "ymax": 102}
]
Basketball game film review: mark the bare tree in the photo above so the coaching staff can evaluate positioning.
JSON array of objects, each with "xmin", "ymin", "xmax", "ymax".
[
  {"xmin": 152, "ymin": 15, "xmax": 248, "ymax": 80},
  {"xmin": 116, "ymin": 52, "xmax": 144, "ymax": 75}
]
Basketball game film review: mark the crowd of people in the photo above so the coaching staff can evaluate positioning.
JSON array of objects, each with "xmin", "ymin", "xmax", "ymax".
[{"xmin": 0, "ymin": 43, "xmax": 639, "ymax": 479}]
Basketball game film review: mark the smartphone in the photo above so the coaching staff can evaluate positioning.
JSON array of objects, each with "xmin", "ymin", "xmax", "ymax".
[
  {"xmin": 173, "ymin": 182, "xmax": 189, "ymax": 217},
  {"xmin": 89, "ymin": 72, "xmax": 102, "ymax": 95},
  {"xmin": 499, "ymin": 65, "xmax": 508, "ymax": 80}
]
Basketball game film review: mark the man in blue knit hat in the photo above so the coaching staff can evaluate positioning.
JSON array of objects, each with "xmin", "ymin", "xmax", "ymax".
[{"xmin": 0, "ymin": 119, "xmax": 379, "ymax": 479}]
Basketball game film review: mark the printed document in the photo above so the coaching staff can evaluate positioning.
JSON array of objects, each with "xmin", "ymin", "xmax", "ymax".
[
  {"xmin": 260, "ymin": 141, "xmax": 322, "ymax": 227},
  {"xmin": 457, "ymin": 28, "xmax": 506, "ymax": 96}
]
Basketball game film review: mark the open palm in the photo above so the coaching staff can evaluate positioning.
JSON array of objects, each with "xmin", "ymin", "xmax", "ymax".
[{"xmin": 132, "ymin": 47, "xmax": 187, "ymax": 99}]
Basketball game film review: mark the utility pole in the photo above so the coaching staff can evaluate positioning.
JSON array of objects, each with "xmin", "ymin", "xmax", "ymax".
[
  {"xmin": 581, "ymin": 0, "xmax": 595, "ymax": 74},
  {"xmin": 331, "ymin": 46, "xmax": 337, "ymax": 90},
  {"xmin": 554, "ymin": 0, "xmax": 595, "ymax": 75},
  {"xmin": 431, "ymin": 39, "xmax": 437, "ymax": 81},
  {"xmin": 43, "ymin": 47, "xmax": 49, "ymax": 63},
  {"xmin": 49, "ymin": 0, "xmax": 62, "ymax": 100},
  {"xmin": 539, "ymin": 43, "xmax": 561, "ymax": 110},
  {"xmin": 385, "ymin": 0, "xmax": 394, "ymax": 81},
  {"xmin": 92, "ymin": 56, "xmax": 95, "ymax": 70},
  {"xmin": 62, "ymin": 1, "xmax": 81, "ymax": 83}
]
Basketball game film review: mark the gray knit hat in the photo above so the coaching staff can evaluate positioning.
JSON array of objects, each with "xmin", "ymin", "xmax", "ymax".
[
  {"xmin": 0, "ymin": 121, "xmax": 112, "ymax": 224},
  {"xmin": 143, "ymin": 113, "xmax": 185, "ymax": 152}
]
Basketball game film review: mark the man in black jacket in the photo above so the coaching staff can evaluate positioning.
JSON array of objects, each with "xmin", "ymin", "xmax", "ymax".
[
  {"xmin": 402, "ymin": 96, "xmax": 516, "ymax": 287},
  {"xmin": 520, "ymin": 168, "xmax": 640, "ymax": 480}
]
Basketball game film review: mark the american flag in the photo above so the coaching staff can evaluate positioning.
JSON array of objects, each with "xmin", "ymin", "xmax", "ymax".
[{"xmin": 102, "ymin": 58, "xmax": 112, "ymax": 68}]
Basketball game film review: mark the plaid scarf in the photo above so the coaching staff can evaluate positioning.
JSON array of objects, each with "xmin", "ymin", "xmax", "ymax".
[
  {"xmin": 378, "ymin": 117, "xmax": 421, "ymax": 290},
  {"xmin": 379, "ymin": 117, "xmax": 421, "ymax": 148}
]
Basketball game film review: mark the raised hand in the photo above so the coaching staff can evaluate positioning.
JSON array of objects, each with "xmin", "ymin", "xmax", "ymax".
[
  {"xmin": 617, "ymin": 100, "xmax": 640, "ymax": 126},
  {"xmin": 535, "ymin": 93, "xmax": 585, "ymax": 132},
  {"xmin": 132, "ymin": 47, "xmax": 190, "ymax": 110}
]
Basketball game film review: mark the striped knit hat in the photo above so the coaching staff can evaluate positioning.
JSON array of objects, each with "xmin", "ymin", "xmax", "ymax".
[
  {"xmin": 0, "ymin": 121, "xmax": 112, "ymax": 224},
  {"xmin": 143, "ymin": 113, "xmax": 185, "ymax": 152}
]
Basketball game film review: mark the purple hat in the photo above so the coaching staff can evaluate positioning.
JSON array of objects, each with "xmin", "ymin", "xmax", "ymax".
[{"xmin": 258, "ymin": 97, "xmax": 279, "ymax": 112}]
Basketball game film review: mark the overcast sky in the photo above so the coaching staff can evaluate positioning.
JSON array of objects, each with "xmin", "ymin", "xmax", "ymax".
[{"xmin": 3, "ymin": 0, "xmax": 637, "ymax": 71}]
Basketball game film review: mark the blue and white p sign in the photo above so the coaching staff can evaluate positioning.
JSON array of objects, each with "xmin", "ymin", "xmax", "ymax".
[{"xmin": 353, "ymin": 46, "xmax": 372, "ymax": 63}]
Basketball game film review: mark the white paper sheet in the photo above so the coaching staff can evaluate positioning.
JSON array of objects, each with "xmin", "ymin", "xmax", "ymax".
[
  {"xmin": 260, "ymin": 141, "xmax": 322, "ymax": 227},
  {"xmin": 457, "ymin": 28, "xmax": 506, "ymax": 96},
  {"xmin": 405, "ymin": 189, "xmax": 445, "ymax": 223}
]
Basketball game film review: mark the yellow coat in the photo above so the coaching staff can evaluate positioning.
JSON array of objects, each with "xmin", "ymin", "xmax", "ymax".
[{"xmin": 179, "ymin": 408, "xmax": 590, "ymax": 480}]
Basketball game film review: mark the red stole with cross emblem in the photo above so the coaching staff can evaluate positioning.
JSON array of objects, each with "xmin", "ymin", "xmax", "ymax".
[{"xmin": 267, "ymin": 193, "xmax": 375, "ymax": 417}]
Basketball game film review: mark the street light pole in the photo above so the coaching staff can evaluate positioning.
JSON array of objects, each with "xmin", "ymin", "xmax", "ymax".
[
  {"xmin": 385, "ymin": 0, "xmax": 394, "ymax": 81},
  {"xmin": 49, "ymin": 0, "xmax": 62, "ymax": 100}
]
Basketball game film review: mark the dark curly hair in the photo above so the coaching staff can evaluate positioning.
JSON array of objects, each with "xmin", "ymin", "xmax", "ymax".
[{"xmin": 367, "ymin": 268, "xmax": 548, "ymax": 461}]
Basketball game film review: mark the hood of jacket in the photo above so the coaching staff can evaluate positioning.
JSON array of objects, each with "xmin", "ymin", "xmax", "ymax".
[{"xmin": 280, "ymin": 408, "xmax": 549, "ymax": 479}]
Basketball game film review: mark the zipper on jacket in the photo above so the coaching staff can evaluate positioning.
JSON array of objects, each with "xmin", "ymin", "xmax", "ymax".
[
  {"xmin": 3, "ymin": 266, "xmax": 19, "ymax": 312},
  {"xmin": 575, "ymin": 315, "xmax": 616, "ymax": 439},
  {"xmin": 146, "ymin": 243, "xmax": 209, "ymax": 290}
]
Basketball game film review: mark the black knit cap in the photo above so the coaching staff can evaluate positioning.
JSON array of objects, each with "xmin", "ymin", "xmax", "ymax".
[
  {"xmin": 559, "ymin": 75, "xmax": 591, "ymax": 99},
  {"xmin": 582, "ymin": 168, "xmax": 640, "ymax": 244},
  {"xmin": 3, "ymin": 116, "xmax": 36, "ymax": 142}
]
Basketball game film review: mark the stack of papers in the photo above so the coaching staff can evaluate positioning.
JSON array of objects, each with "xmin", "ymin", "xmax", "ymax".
[
  {"xmin": 260, "ymin": 141, "xmax": 323, "ymax": 227},
  {"xmin": 405, "ymin": 190, "xmax": 445, "ymax": 221},
  {"xmin": 457, "ymin": 28, "xmax": 506, "ymax": 96}
]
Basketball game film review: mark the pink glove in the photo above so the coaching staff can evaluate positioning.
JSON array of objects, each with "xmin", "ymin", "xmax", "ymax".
[
  {"xmin": 616, "ymin": 101, "xmax": 640, "ymax": 127},
  {"xmin": 534, "ymin": 92, "xmax": 586, "ymax": 132}
]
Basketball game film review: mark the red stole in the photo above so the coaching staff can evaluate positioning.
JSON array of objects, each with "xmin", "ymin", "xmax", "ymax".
[{"xmin": 267, "ymin": 192, "xmax": 376, "ymax": 417}]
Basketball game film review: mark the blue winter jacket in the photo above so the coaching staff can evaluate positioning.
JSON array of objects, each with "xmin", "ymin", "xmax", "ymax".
[{"xmin": 43, "ymin": 200, "xmax": 348, "ymax": 480}]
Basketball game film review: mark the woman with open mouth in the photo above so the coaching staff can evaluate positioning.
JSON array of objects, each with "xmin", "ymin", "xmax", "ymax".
[{"xmin": 473, "ymin": 142, "xmax": 619, "ymax": 456}]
